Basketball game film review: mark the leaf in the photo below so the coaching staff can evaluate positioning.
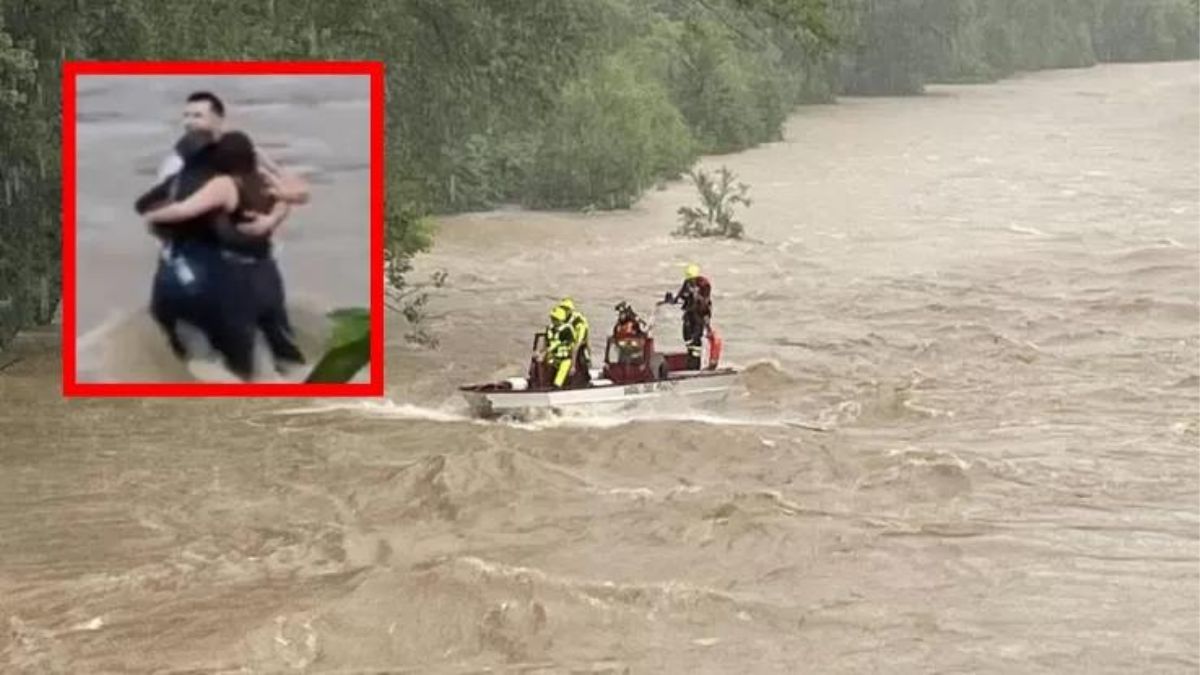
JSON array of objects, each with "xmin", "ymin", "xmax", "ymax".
[
  {"xmin": 326, "ymin": 306, "xmax": 370, "ymax": 349},
  {"xmin": 302, "ymin": 306, "xmax": 372, "ymax": 383},
  {"xmin": 304, "ymin": 331, "xmax": 370, "ymax": 384}
]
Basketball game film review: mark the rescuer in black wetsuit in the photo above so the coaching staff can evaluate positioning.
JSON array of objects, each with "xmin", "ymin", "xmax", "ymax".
[{"xmin": 664, "ymin": 263, "xmax": 713, "ymax": 370}]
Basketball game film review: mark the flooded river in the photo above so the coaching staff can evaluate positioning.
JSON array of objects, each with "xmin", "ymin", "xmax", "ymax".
[{"xmin": 2, "ymin": 61, "xmax": 1196, "ymax": 673}]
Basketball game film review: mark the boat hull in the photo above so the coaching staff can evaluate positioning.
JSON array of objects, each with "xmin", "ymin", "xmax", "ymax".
[{"xmin": 460, "ymin": 368, "xmax": 739, "ymax": 418}]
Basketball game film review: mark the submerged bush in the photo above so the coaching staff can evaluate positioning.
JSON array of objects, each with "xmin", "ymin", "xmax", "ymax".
[{"xmin": 674, "ymin": 166, "xmax": 751, "ymax": 240}]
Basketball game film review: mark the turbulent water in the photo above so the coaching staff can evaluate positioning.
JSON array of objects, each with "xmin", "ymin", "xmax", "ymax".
[{"xmin": 2, "ymin": 62, "xmax": 1197, "ymax": 673}]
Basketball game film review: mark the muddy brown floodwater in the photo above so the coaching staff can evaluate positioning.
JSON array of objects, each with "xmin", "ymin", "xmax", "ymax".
[{"xmin": 2, "ymin": 61, "xmax": 1197, "ymax": 673}]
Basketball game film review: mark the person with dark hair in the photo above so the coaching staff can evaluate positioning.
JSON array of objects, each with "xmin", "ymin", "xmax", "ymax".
[
  {"xmin": 209, "ymin": 132, "xmax": 306, "ymax": 373},
  {"xmin": 135, "ymin": 128, "xmax": 232, "ymax": 369},
  {"xmin": 188, "ymin": 91, "xmax": 225, "ymax": 116},
  {"xmin": 155, "ymin": 91, "xmax": 225, "ymax": 182},
  {"xmin": 140, "ymin": 130, "xmax": 305, "ymax": 379},
  {"xmin": 136, "ymin": 90, "xmax": 312, "ymax": 380},
  {"xmin": 613, "ymin": 301, "xmax": 647, "ymax": 339},
  {"xmin": 158, "ymin": 90, "xmax": 309, "ymax": 203}
]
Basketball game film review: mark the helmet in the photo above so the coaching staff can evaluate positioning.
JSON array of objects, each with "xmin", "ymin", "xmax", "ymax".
[
  {"xmin": 558, "ymin": 297, "xmax": 575, "ymax": 312},
  {"xmin": 684, "ymin": 263, "xmax": 700, "ymax": 280},
  {"xmin": 549, "ymin": 306, "xmax": 568, "ymax": 323}
]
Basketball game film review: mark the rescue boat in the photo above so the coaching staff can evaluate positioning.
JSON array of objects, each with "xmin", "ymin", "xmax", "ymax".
[{"xmin": 459, "ymin": 301, "xmax": 739, "ymax": 418}]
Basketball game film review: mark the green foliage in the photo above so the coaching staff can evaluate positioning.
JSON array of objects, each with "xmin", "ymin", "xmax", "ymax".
[
  {"xmin": 1002, "ymin": 0, "xmax": 1096, "ymax": 71},
  {"xmin": 383, "ymin": 199, "xmax": 435, "ymax": 294},
  {"xmin": 730, "ymin": 0, "xmax": 837, "ymax": 47},
  {"xmin": 326, "ymin": 308, "xmax": 371, "ymax": 349},
  {"xmin": 0, "ymin": 9, "xmax": 60, "ymax": 350},
  {"xmin": 670, "ymin": 20, "xmax": 770, "ymax": 151},
  {"xmin": 308, "ymin": 191, "xmax": 446, "ymax": 382},
  {"xmin": 837, "ymin": 0, "xmax": 1196, "ymax": 95},
  {"xmin": 674, "ymin": 167, "xmax": 751, "ymax": 239},
  {"xmin": 1, "ymin": 0, "xmax": 1197, "ymax": 350},
  {"xmin": 383, "ymin": 195, "xmax": 446, "ymax": 347},
  {"xmin": 388, "ymin": 0, "xmax": 626, "ymax": 212},
  {"xmin": 837, "ymin": 0, "xmax": 936, "ymax": 95},
  {"xmin": 1092, "ymin": 0, "xmax": 1200, "ymax": 62},
  {"xmin": 524, "ymin": 54, "xmax": 695, "ymax": 210},
  {"xmin": 304, "ymin": 307, "xmax": 370, "ymax": 384}
]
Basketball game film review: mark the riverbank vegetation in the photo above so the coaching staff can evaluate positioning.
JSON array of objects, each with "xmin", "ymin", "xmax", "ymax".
[{"xmin": 2, "ymin": 0, "xmax": 1195, "ymax": 347}]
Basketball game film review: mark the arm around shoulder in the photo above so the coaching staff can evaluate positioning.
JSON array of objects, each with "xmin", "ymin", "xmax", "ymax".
[{"xmin": 145, "ymin": 176, "xmax": 235, "ymax": 224}]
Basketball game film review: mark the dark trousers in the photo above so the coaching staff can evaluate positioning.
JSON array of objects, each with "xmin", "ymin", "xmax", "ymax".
[
  {"xmin": 682, "ymin": 311, "xmax": 707, "ymax": 370},
  {"xmin": 239, "ymin": 256, "xmax": 304, "ymax": 367},
  {"xmin": 574, "ymin": 345, "xmax": 591, "ymax": 384},
  {"xmin": 151, "ymin": 240, "xmax": 256, "ymax": 379},
  {"xmin": 150, "ymin": 242, "xmax": 304, "ymax": 380}
]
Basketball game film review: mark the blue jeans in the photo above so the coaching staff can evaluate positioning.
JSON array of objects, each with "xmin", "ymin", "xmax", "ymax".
[{"xmin": 151, "ymin": 240, "xmax": 256, "ymax": 379}]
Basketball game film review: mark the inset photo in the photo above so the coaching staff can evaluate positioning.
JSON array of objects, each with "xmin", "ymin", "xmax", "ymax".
[{"xmin": 62, "ymin": 61, "xmax": 383, "ymax": 396}]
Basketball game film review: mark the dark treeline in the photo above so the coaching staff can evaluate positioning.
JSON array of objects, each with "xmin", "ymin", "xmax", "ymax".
[
  {"xmin": 841, "ymin": 0, "xmax": 1200, "ymax": 94},
  {"xmin": 1, "ymin": 0, "xmax": 1195, "ymax": 348}
]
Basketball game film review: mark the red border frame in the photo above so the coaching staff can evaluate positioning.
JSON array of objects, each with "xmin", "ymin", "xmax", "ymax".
[{"xmin": 61, "ymin": 61, "xmax": 385, "ymax": 398}]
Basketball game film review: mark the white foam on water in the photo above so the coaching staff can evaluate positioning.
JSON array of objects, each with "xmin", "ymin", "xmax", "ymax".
[
  {"xmin": 268, "ymin": 399, "xmax": 477, "ymax": 423},
  {"xmin": 1008, "ymin": 224, "xmax": 1050, "ymax": 237},
  {"xmin": 266, "ymin": 396, "xmax": 830, "ymax": 433},
  {"xmin": 505, "ymin": 408, "xmax": 805, "ymax": 432},
  {"xmin": 76, "ymin": 306, "xmax": 322, "ymax": 384},
  {"xmin": 76, "ymin": 309, "xmax": 139, "ymax": 354}
]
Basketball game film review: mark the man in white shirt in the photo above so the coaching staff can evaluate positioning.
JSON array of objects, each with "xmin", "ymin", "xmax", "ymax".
[{"xmin": 157, "ymin": 91, "xmax": 309, "ymax": 203}]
